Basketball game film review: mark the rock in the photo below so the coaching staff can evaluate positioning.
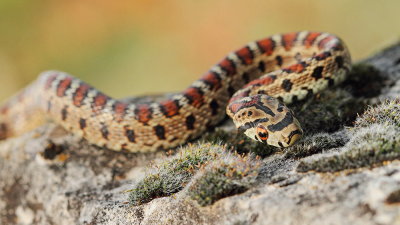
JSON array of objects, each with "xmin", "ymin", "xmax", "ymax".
[{"xmin": 1, "ymin": 42, "xmax": 400, "ymax": 225}]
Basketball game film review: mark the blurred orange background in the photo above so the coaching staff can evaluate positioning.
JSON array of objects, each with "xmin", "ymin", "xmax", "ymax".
[{"xmin": 0, "ymin": 0, "xmax": 399, "ymax": 101}]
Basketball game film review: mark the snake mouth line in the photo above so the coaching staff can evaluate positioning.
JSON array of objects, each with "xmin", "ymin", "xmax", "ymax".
[{"xmin": 287, "ymin": 129, "xmax": 303, "ymax": 146}]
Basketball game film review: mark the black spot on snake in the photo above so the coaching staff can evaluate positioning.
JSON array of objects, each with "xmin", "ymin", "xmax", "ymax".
[
  {"xmin": 267, "ymin": 112, "xmax": 294, "ymax": 132},
  {"xmin": 275, "ymin": 55, "xmax": 283, "ymax": 66},
  {"xmin": 61, "ymin": 106, "xmax": 68, "ymax": 121},
  {"xmin": 185, "ymin": 115, "xmax": 196, "ymax": 130},
  {"xmin": 302, "ymin": 87, "xmax": 314, "ymax": 99},
  {"xmin": 242, "ymin": 72, "xmax": 250, "ymax": 83},
  {"xmin": 277, "ymin": 102, "xmax": 285, "ymax": 112},
  {"xmin": 227, "ymin": 85, "xmax": 235, "ymax": 96},
  {"xmin": 79, "ymin": 118, "xmax": 86, "ymax": 129},
  {"xmin": 247, "ymin": 111, "xmax": 253, "ymax": 116},
  {"xmin": 100, "ymin": 123, "xmax": 109, "ymax": 140},
  {"xmin": 120, "ymin": 143, "xmax": 128, "ymax": 150},
  {"xmin": 311, "ymin": 66, "xmax": 324, "ymax": 80},
  {"xmin": 292, "ymin": 95, "xmax": 298, "ymax": 102},
  {"xmin": 154, "ymin": 125, "xmax": 166, "ymax": 140},
  {"xmin": 325, "ymin": 77, "xmax": 335, "ymax": 87},
  {"xmin": 258, "ymin": 61, "xmax": 266, "ymax": 72},
  {"xmin": 209, "ymin": 99, "xmax": 219, "ymax": 116},
  {"xmin": 281, "ymin": 79, "xmax": 293, "ymax": 92},
  {"xmin": 278, "ymin": 142, "xmax": 284, "ymax": 147},
  {"xmin": 257, "ymin": 90, "xmax": 266, "ymax": 95},
  {"xmin": 335, "ymin": 56, "xmax": 344, "ymax": 68},
  {"xmin": 125, "ymin": 128, "xmax": 135, "ymax": 143}
]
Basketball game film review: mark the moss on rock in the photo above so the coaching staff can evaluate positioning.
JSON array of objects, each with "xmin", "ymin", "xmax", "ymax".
[
  {"xmin": 187, "ymin": 154, "xmax": 260, "ymax": 206},
  {"xmin": 129, "ymin": 143, "xmax": 222, "ymax": 205},
  {"xmin": 284, "ymin": 132, "xmax": 348, "ymax": 159},
  {"xmin": 297, "ymin": 124, "xmax": 400, "ymax": 172},
  {"xmin": 129, "ymin": 143, "xmax": 261, "ymax": 206},
  {"xmin": 355, "ymin": 99, "xmax": 400, "ymax": 128}
]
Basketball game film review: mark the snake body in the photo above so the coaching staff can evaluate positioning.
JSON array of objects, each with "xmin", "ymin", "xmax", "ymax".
[{"xmin": 0, "ymin": 31, "xmax": 351, "ymax": 152}]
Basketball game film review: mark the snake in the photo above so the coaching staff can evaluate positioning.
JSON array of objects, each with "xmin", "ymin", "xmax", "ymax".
[{"xmin": 0, "ymin": 31, "xmax": 351, "ymax": 152}]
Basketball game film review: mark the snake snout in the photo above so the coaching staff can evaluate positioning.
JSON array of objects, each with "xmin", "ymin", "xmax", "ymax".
[{"xmin": 286, "ymin": 129, "xmax": 303, "ymax": 146}]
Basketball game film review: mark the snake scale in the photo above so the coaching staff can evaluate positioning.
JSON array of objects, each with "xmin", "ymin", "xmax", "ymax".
[{"xmin": 0, "ymin": 31, "xmax": 351, "ymax": 152}]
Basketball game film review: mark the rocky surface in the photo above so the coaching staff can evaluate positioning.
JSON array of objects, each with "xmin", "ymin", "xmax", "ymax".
[{"xmin": 1, "ymin": 43, "xmax": 400, "ymax": 225}]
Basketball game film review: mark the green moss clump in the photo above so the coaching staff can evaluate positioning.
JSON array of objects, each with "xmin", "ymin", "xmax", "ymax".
[
  {"xmin": 297, "ymin": 124, "xmax": 400, "ymax": 172},
  {"xmin": 284, "ymin": 132, "xmax": 348, "ymax": 159},
  {"xmin": 187, "ymin": 154, "xmax": 260, "ymax": 206},
  {"xmin": 129, "ymin": 142, "xmax": 262, "ymax": 206},
  {"xmin": 355, "ymin": 99, "xmax": 400, "ymax": 128},
  {"xmin": 129, "ymin": 143, "xmax": 222, "ymax": 206},
  {"xmin": 201, "ymin": 128, "xmax": 277, "ymax": 157}
]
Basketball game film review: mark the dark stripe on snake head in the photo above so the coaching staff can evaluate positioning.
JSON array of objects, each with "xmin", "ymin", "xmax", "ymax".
[
  {"xmin": 185, "ymin": 115, "xmax": 196, "ymax": 130},
  {"xmin": 282, "ymin": 32, "xmax": 298, "ymax": 51},
  {"xmin": 183, "ymin": 87, "xmax": 204, "ymax": 108},
  {"xmin": 311, "ymin": 66, "xmax": 324, "ymax": 80},
  {"xmin": 73, "ymin": 83, "xmax": 90, "ymax": 107},
  {"xmin": 235, "ymin": 46, "xmax": 254, "ymax": 65},
  {"xmin": 135, "ymin": 104, "xmax": 153, "ymax": 124},
  {"xmin": 256, "ymin": 37, "xmax": 275, "ymax": 55},
  {"xmin": 238, "ymin": 118, "xmax": 269, "ymax": 131},
  {"xmin": 219, "ymin": 58, "xmax": 237, "ymax": 76},
  {"xmin": 154, "ymin": 125, "xmax": 166, "ymax": 140},
  {"xmin": 267, "ymin": 111, "xmax": 294, "ymax": 132},
  {"xmin": 230, "ymin": 95, "xmax": 275, "ymax": 117},
  {"xmin": 160, "ymin": 100, "xmax": 180, "ymax": 118},
  {"xmin": 56, "ymin": 77, "xmax": 72, "ymax": 97}
]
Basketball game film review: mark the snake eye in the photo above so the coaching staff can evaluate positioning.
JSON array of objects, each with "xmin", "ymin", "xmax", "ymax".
[{"xmin": 256, "ymin": 125, "xmax": 269, "ymax": 142}]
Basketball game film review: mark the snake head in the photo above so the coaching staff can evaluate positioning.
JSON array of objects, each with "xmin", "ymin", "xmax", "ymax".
[{"xmin": 227, "ymin": 94, "xmax": 303, "ymax": 147}]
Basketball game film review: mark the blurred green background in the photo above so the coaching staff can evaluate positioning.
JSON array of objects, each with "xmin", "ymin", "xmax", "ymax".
[{"xmin": 0, "ymin": 0, "xmax": 399, "ymax": 101}]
